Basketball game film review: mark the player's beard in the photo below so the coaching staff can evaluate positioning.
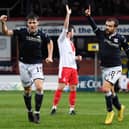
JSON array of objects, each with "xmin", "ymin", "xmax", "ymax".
[
  {"xmin": 105, "ymin": 29, "xmax": 109, "ymax": 34},
  {"xmin": 105, "ymin": 29, "xmax": 113, "ymax": 35}
]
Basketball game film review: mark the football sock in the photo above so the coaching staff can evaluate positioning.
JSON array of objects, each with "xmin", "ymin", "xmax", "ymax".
[
  {"xmin": 105, "ymin": 92, "xmax": 113, "ymax": 112},
  {"xmin": 53, "ymin": 89, "xmax": 62, "ymax": 106},
  {"xmin": 23, "ymin": 93, "xmax": 32, "ymax": 111},
  {"xmin": 69, "ymin": 91, "xmax": 76, "ymax": 108},
  {"xmin": 112, "ymin": 94, "xmax": 121, "ymax": 110},
  {"xmin": 35, "ymin": 91, "xmax": 43, "ymax": 112}
]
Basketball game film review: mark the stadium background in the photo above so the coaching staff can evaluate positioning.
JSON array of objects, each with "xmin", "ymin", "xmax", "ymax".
[{"xmin": 0, "ymin": 1, "xmax": 129, "ymax": 129}]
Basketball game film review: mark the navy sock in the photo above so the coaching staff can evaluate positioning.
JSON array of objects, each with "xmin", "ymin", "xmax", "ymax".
[
  {"xmin": 105, "ymin": 95, "xmax": 113, "ymax": 112},
  {"xmin": 35, "ymin": 93, "xmax": 43, "ymax": 112},
  {"xmin": 112, "ymin": 94, "xmax": 121, "ymax": 110},
  {"xmin": 23, "ymin": 93, "xmax": 32, "ymax": 111}
]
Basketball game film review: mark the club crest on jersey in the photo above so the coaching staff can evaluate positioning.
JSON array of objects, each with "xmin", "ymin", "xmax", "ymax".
[
  {"xmin": 114, "ymin": 38, "xmax": 118, "ymax": 43},
  {"xmin": 63, "ymin": 77, "xmax": 66, "ymax": 82},
  {"xmin": 37, "ymin": 35, "xmax": 41, "ymax": 39},
  {"xmin": 26, "ymin": 36, "xmax": 41, "ymax": 43}
]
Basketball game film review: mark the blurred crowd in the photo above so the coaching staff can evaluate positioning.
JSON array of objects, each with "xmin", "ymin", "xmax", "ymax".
[
  {"xmin": 22, "ymin": 0, "xmax": 129, "ymax": 17},
  {"xmin": 92, "ymin": 0, "xmax": 129, "ymax": 16},
  {"xmin": 0, "ymin": 0, "xmax": 129, "ymax": 17}
]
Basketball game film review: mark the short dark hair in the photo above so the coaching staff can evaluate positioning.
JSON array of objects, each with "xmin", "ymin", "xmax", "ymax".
[
  {"xmin": 68, "ymin": 24, "xmax": 75, "ymax": 32},
  {"xmin": 106, "ymin": 18, "xmax": 119, "ymax": 27},
  {"xmin": 26, "ymin": 12, "xmax": 39, "ymax": 21}
]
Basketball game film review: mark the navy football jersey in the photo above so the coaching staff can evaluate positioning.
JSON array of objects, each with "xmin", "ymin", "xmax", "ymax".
[
  {"xmin": 88, "ymin": 16, "xmax": 129, "ymax": 67},
  {"xmin": 13, "ymin": 28, "xmax": 51, "ymax": 64}
]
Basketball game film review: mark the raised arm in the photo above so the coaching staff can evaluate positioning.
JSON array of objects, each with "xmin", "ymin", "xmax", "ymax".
[
  {"xmin": 64, "ymin": 5, "xmax": 71, "ymax": 29},
  {"xmin": 58, "ymin": 5, "xmax": 72, "ymax": 42},
  {"xmin": 0, "ymin": 15, "xmax": 13, "ymax": 36},
  {"xmin": 85, "ymin": 6, "xmax": 98, "ymax": 32}
]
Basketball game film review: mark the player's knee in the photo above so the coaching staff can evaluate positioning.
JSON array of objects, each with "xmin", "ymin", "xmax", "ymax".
[
  {"xmin": 57, "ymin": 83, "xmax": 66, "ymax": 91},
  {"xmin": 69, "ymin": 85, "xmax": 76, "ymax": 91},
  {"xmin": 24, "ymin": 86, "xmax": 32, "ymax": 94},
  {"xmin": 36, "ymin": 86, "xmax": 43, "ymax": 93},
  {"xmin": 100, "ymin": 86, "xmax": 110, "ymax": 93}
]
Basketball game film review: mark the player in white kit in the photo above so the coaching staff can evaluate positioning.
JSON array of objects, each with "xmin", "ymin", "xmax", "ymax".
[{"xmin": 50, "ymin": 5, "xmax": 82, "ymax": 115}]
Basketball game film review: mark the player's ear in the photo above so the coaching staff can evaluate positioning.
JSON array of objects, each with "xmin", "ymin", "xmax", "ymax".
[
  {"xmin": 37, "ymin": 21, "xmax": 39, "ymax": 26},
  {"xmin": 26, "ymin": 21, "xmax": 29, "ymax": 27}
]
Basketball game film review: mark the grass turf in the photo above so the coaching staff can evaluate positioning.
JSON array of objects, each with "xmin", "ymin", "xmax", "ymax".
[{"xmin": 0, "ymin": 91, "xmax": 129, "ymax": 129}]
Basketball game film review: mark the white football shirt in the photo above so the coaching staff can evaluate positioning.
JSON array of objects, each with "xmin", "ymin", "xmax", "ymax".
[{"xmin": 58, "ymin": 28, "xmax": 77, "ymax": 70}]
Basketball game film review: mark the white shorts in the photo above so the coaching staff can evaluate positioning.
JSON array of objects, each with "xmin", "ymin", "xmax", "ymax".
[
  {"xmin": 19, "ymin": 61, "xmax": 44, "ymax": 87},
  {"xmin": 101, "ymin": 66, "xmax": 122, "ymax": 85}
]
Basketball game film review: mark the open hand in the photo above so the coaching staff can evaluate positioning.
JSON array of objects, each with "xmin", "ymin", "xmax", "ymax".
[{"xmin": 66, "ymin": 4, "xmax": 71, "ymax": 15}]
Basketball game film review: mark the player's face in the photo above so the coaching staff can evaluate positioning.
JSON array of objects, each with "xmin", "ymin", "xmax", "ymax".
[
  {"xmin": 68, "ymin": 28, "xmax": 74, "ymax": 38},
  {"xmin": 27, "ymin": 18, "xmax": 39, "ymax": 33},
  {"xmin": 105, "ymin": 21, "xmax": 117, "ymax": 35}
]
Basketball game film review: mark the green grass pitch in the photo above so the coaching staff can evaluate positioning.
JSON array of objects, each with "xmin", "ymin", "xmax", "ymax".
[{"xmin": 0, "ymin": 91, "xmax": 129, "ymax": 129}]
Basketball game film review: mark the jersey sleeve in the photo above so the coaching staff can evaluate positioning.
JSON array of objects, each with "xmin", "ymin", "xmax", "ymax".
[
  {"xmin": 87, "ymin": 16, "xmax": 101, "ymax": 37},
  {"xmin": 57, "ymin": 28, "xmax": 67, "ymax": 43},
  {"xmin": 121, "ymin": 35, "xmax": 129, "ymax": 58},
  {"xmin": 13, "ymin": 27, "xmax": 21, "ymax": 37},
  {"xmin": 41, "ymin": 30, "xmax": 51, "ymax": 44}
]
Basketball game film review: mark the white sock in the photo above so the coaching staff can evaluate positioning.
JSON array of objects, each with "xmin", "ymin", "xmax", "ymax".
[
  {"xmin": 52, "ymin": 106, "xmax": 57, "ymax": 109},
  {"xmin": 34, "ymin": 111, "xmax": 40, "ymax": 114},
  {"xmin": 70, "ymin": 107, "xmax": 74, "ymax": 111}
]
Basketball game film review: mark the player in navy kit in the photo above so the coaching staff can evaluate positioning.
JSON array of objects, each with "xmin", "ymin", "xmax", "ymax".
[
  {"xmin": 0, "ymin": 13, "xmax": 53, "ymax": 123},
  {"xmin": 85, "ymin": 6, "xmax": 129, "ymax": 124}
]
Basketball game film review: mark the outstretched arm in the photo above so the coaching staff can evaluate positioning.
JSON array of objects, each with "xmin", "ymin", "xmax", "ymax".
[
  {"xmin": 0, "ymin": 15, "xmax": 13, "ymax": 36},
  {"xmin": 64, "ymin": 5, "xmax": 71, "ymax": 29}
]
